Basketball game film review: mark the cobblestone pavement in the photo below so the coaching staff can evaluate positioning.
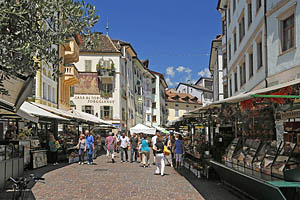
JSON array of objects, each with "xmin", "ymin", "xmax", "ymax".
[{"xmin": 30, "ymin": 154, "xmax": 205, "ymax": 200}]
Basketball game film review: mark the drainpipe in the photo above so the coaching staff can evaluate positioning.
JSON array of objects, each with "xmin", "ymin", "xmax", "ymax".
[{"xmin": 264, "ymin": 0, "xmax": 268, "ymax": 88}]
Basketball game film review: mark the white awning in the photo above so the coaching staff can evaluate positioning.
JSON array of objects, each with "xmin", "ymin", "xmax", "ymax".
[
  {"xmin": 31, "ymin": 102, "xmax": 79, "ymax": 120},
  {"xmin": 130, "ymin": 124, "xmax": 156, "ymax": 135},
  {"xmin": 20, "ymin": 102, "xmax": 68, "ymax": 120},
  {"xmin": 70, "ymin": 110, "xmax": 112, "ymax": 125},
  {"xmin": 16, "ymin": 108, "xmax": 39, "ymax": 123}
]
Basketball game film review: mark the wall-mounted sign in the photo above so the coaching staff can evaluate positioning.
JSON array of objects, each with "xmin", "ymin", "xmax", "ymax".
[
  {"xmin": 74, "ymin": 95, "xmax": 114, "ymax": 104},
  {"xmin": 280, "ymin": 109, "xmax": 300, "ymax": 120}
]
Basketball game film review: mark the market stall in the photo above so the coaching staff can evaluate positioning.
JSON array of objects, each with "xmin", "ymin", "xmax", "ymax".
[{"xmin": 130, "ymin": 124, "xmax": 156, "ymax": 135}]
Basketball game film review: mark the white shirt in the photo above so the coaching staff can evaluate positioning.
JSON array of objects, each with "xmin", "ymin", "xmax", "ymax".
[
  {"xmin": 120, "ymin": 136, "xmax": 129, "ymax": 148},
  {"xmin": 151, "ymin": 135, "xmax": 157, "ymax": 146}
]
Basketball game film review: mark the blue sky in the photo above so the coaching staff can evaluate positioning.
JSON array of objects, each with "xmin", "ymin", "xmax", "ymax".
[{"xmin": 84, "ymin": 0, "xmax": 221, "ymax": 88}]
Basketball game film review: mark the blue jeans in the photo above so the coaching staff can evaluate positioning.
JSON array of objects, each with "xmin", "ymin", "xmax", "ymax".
[
  {"xmin": 120, "ymin": 147, "xmax": 128, "ymax": 161},
  {"xmin": 130, "ymin": 148, "xmax": 138, "ymax": 162},
  {"xmin": 87, "ymin": 148, "xmax": 93, "ymax": 164}
]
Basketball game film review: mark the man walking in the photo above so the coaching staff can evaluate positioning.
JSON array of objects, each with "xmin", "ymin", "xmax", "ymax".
[
  {"xmin": 151, "ymin": 131, "xmax": 159, "ymax": 165},
  {"xmin": 105, "ymin": 132, "xmax": 116, "ymax": 163},
  {"xmin": 85, "ymin": 130, "xmax": 94, "ymax": 165},
  {"xmin": 119, "ymin": 132, "xmax": 129, "ymax": 162},
  {"xmin": 129, "ymin": 132, "xmax": 139, "ymax": 163}
]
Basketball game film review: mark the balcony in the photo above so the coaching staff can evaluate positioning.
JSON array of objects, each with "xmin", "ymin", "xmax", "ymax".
[
  {"xmin": 97, "ymin": 61, "xmax": 115, "ymax": 84},
  {"xmin": 64, "ymin": 37, "xmax": 79, "ymax": 64},
  {"xmin": 64, "ymin": 64, "xmax": 79, "ymax": 85}
]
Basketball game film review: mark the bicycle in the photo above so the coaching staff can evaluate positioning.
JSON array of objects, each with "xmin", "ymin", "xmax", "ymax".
[{"xmin": 6, "ymin": 174, "xmax": 45, "ymax": 200}]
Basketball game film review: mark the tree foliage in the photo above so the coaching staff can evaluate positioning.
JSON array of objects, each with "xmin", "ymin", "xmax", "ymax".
[{"xmin": 0, "ymin": 0, "xmax": 99, "ymax": 94}]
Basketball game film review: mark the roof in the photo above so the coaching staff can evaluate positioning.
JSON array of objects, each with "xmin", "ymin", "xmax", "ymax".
[
  {"xmin": 195, "ymin": 77, "xmax": 213, "ymax": 85},
  {"xmin": 79, "ymin": 32, "xmax": 120, "ymax": 53},
  {"xmin": 209, "ymin": 36, "xmax": 223, "ymax": 71},
  {"xmin": 150, "ymin": 70, "xmax": 168, "ymax": 88},
  {"xmin": 112, "ymin": 39, "xmax": 137, "ymax": 56},
  {"xmin": 166, "ymin": 90, "xmax": 202, "ymax": 105},
  {"xmin": 176, "ymin": 83, "xmax": 213, "ymax": 93}
]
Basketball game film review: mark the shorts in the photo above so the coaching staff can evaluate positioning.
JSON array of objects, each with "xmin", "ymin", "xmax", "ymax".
[{"xmin": 176, "ymin": 154, "xmax": 183, "ymax": 162}]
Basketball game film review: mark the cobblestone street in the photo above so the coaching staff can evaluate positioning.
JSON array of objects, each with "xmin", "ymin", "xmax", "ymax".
[{"xmin": 31, "ymin": 154, "xmax": 204, "ymax": 200}]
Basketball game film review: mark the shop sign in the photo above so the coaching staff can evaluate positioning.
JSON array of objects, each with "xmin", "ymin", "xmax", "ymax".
[
  {"xmin": 183, "ymin": 126, "xmax": 188, "ymax": 129},
  {"xmin": 195, "ymin": 126, "xmax": 204, "ymax": 129},
  {"xmin": 280, "ymin": 109, "xmax": 300, "ymax": 120},
  {"xmin": 74, "ymin": 95, "xmax": 114, "ymax": 104}
]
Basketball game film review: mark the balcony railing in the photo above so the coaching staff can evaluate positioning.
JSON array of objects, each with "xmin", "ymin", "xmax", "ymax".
[{"xmin": 64, "ymin": 65, "xmax": 79, "ymax": 85}]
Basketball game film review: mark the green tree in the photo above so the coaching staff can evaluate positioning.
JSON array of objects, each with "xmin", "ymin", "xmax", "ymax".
[{"xmin": 0, "ymin": 0, "xmax": 99, "ymax": 94}]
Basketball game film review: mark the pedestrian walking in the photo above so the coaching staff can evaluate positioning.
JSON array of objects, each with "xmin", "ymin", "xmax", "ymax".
[
  {"xmin": 153, "ymin": 134, "xmax": 165, "ymax": 176},
  {"xmin": 175, "ymin": 134, "xmax": 185, "ymax": 169},
  {"xmin": 140, "ymin": 134, "xmax": 150, "ymax": 168},
  {"xmin": 138, "ymin": 133, "xmax": 144, "ymax": 163},
  {"xmin": 105, "ymin": 132, "xmax": 116, "ymax": 163},
  {"xmin": 165, "ymin": 134, "xmax": 173, "ymax": 167},
  {"xmin": 119, "ymin": 132, "xmax": 129, "ymax": 162},
  {"xmin": 85, "ymin": 130, "xmax": 94, "ymax": 165},
  {"xmin": 76, "ymin": 134, "xmax": 86, "ymax": 165},
  {"xmin": 151, "ymin": 131, "xmax": 159, "ymax": 165},
  {"xmin": 49, "ymin": 134, "xmax": 58, "ymax": 165},
  {"xmin": 130, "ymin": 132, "xmax": 139, "ymax": 163}
]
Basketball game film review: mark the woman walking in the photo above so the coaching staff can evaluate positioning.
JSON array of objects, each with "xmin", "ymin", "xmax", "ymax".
[
  {"xmin": 77, "ymin": 134, "xmax": 86, "ymax": 165},
  {"xmin": 175, "ymin": 134, "xmax": 185, "ymax": 169},
  {"xmin": 140, "ymin": 134, "xmax": 150, "ymax": 168},
  {"xmin": 154, "ymin": 135, "xmax": 165, "ymax": 176}
]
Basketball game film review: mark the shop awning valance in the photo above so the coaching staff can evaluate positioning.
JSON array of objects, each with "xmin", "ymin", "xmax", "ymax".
[{"xmin": 130, "ymin": 124, "xmax": 156, "ymax": 135}]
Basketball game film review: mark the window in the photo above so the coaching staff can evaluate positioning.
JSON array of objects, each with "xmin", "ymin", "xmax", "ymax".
[
  {"xmin": 82, "ymin": 105, "xmax": 94, "ymax": 115},
  {"xmin": 256, "ymin": 0, "xmax": 261, "ymax": 11},
  {"xmin": 239, "ymin": 16, "xmax": 245, "ymax": 42},
  {"xmin": 233, "ymin": 31, "xmax": 237, "ymax": 52},
  {"xmin": 224, "ymin": 83, "xmax": 228, "ymax": 99},
  {"xmin": 152, "ymin": 115, "xmax": 157, "ymax": 122},
  {"xmin": 100, "ymin": 106, "xmax": 113, "ymax": 120},
  {"xmin": 228, "ymin": 41, "xmax": 232, "ymax": 60},
  {"xmin": 48, "ymin": 85, "xmax": 51, "ymax": 101},
  {"xmin": 52, "ymin": 88, "xmax": 55, "ymax": 103},
  {"xmin": 146, "ymin": 99, "xmax": 150, "ymax": 107},
  {"xmin": 233, "ymin": 0, "xmax": 236, "ymax": 13},
  {"xmin": 240, "ymin": 62, "xmax": 246, "ymax": 87},
  {"xmin": 257, "ymin": 40, "xmax": 263, "ymax": 69},
  {"xmin": 223, "ymin": 52, "xmax": 227, "ymax": 69},
  {"xmin": 152, "ymin": 88, "xmax": 156, "ymax": 94},
  {"xmin": 101, "ymin": 84, "xmax": 113, "ymax": 97},
  {"xmin": 43, "ymin": 82, "xmax": 46, "ymax": 99},
  {"xmin": 147, "ymin": 114, "xmax": 151, "ymax": 122},
  {"xmin": 248, "ymin": 2, "xmax": 252, "ymax": 27},
  {"xmin": 234, "ymin": 71, "xmax": 238, "ymax": 92},
  {"xmin": 282, "ymin": 14, "xmax": 295, "ymax": 52},
  {"xmin": 229, "ymin": 78, "xmax": 233, "ymax": 96},
  {"xmin": 152, "ymin": 102, "xmax": 156, "ymax": 109},
  {"xmin": 249, "ymin": 52, "xmax": 253, "ymax": 78},
  {"xmin": 70, "ymin": 86, "xmax": 74, "ymax": 97},
  {"xmin": 175, "ymin": 109, "xmax": 179, "ymax": 117},
  {"xmin": 85, "ymin": 60, "xmax": 92, "ymax": 72}
]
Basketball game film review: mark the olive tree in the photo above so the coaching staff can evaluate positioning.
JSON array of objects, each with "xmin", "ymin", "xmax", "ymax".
[{"xmin": 0, "ymin": 0, "xmax": 99, "ymax": 94}]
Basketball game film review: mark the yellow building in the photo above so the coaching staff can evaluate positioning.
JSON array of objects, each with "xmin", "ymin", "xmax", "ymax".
[
  {"xmin": 165, "ymin": 89, "xmax": 202, "ymax": 122},
  {"xmin": 58, "ymin": 36, "xmax": 80, "ymax": 111}
]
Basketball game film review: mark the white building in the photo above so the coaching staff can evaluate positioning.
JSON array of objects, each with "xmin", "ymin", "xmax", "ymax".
[
  {"xmin": 71, "ymin": 33, "xmax": 136, "ymax": 130},
  {"xmin": 217, "ymin": 0, "xmax": 300, "ymax": 97},
  {"xmin": 150, "ymin": 70, "xmax": 168, "ymax": 127},
  {"xmin": 209, "ymin": 35, "xmax": 225, "ymax": 101},
  {"xmin": 176, "ymin": 79, "xmax": 213, "ymax": 106}
]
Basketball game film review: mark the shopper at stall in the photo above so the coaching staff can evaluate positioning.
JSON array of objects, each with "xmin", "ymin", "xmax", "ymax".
[
  {"xmin": 137, "ymin": 133, "xmax": 144, "ymax": 163},
  {"xmin": 49, "ymin": 135, "xmax": 58, "ymax": 165},
  {"xmin": 129, "ymin": 132, "xmax": 139, "ymax": 163},
  {"xmin": 151, "ymin": 131, "xmax": 159, "ymax": 165},
  {"xmin": 119, "ymin": 132, "xmax": 129, "ymax": 162},
  {"xmin": 140, "ymin": 134, "xmax": 150, "ymax": 168},
  {"xmin": 105, "ymin": 132, "xmax": 116, "ymax": 163},
  {"xmin": 175, "ymin": 134, "xmax": 185, "ymax": 169},
  {"xmin": 84, "ymin": 130, "xmax": 94, "ymax": 165},
  {"xmin": 77, "ymin": 134, "xmax": 86, "ymax": 165},
  {"xmin": 153, "ymin": 134, "xmax": 165, "ymax": 176}
]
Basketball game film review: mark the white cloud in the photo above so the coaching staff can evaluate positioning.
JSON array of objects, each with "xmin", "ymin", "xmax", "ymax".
[
  {"xmin": 176, "ymin": 66, "xmax": 185, "ymax": 72},
  {"xmin": 185, "ymin": 68, "xmax": 192, "ymax": 73},
  {"xmin": 165, "ymin": 77, "xmax": 174, "ymax": 87},
  {"xmin": 198, "ymin": 68, "xmax": 211, "ymax": 77},
  {"xmin": 166, "ymin": 66, "xmax": 175, "ymax": 77}
]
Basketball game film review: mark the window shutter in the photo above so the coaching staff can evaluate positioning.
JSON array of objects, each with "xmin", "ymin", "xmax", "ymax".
[
  {"xmin": 100, "ymin": 106, "xmax": 104, "ymax": 119},
  {"xmin": 109, "ymin": 106, "xmax": 113, "ymax": 120}
]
